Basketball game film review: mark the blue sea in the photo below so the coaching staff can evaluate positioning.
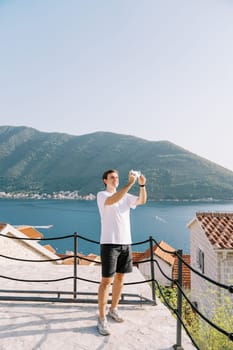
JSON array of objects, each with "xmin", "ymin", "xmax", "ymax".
[{"xmin": 1, "ymin": 199, "xmax": 233, "ymax": 255}]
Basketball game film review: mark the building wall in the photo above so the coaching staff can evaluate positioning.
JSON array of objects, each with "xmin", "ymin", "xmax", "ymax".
[
  {"xmin": 217, "ymin": 251, "xmax": 233, "ymax": 307},
  {"xmin": 138, "ymin": 255, "xmax": 173, "ymax": 287},
  {"xmin": 190, "ymin": 221, "xmax": 218, "ymax": 317},
  {"xmin": 217, "ymin": 251, "xmax": 233, "ymax": 284},
  {"xmin": 0, "ymin": 232, "xmax": 57, "ymax": 266}
]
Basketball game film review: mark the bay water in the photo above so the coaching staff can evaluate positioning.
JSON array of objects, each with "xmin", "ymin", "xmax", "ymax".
[{"xmin": 1, "ymin": 199, "xmax": 233, "ymax": 255}]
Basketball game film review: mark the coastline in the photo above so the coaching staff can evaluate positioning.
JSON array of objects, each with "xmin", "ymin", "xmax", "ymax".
[
  {"xmin": 0, "ymin": 190, "xmax": 96, "ymax": 201},
  {"xmin": 1, "ymin": 191, "xmax": 232, "ymax": 202}
]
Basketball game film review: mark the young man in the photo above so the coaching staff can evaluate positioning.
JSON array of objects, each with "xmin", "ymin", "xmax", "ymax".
[{"xmin": 96, "ymin": 169, "xmax": 147, "ymax": 335}]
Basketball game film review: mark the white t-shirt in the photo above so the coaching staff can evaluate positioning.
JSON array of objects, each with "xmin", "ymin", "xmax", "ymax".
[{"xmin": 97, "ymin": 190, "xmax": 138, "ymax": 244}]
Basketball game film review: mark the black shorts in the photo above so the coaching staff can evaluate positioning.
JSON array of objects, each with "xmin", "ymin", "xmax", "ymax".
[{"xmin": 100, "ymin": 244, "xmax": 133, "ymax": 278}]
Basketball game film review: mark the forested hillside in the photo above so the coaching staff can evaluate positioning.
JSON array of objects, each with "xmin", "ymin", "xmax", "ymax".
[{"xmin": 1, "ymin": 125, "xmax": 233, "ymax": 200}]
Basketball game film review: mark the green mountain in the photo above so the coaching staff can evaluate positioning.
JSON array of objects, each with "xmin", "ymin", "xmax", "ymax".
[{"xmin": 1, "ymin": 125, "xmax": 233, "ymax": 200}]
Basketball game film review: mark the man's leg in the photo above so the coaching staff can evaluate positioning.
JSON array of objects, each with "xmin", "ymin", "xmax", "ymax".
[
  {"xmin": 98, "ymin": 276, "xmax": 112, "ymax": 319},
  {"xmin": 111, "ymin": 272, "xmax": 124, "ymax": 310},
  {"xmin": 107, "ymin": 272, "xmax": 125, "ymax": 322}
]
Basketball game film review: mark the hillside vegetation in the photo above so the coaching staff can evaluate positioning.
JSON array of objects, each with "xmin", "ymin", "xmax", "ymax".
[{"xmin": 1, "ymin": 125, "xmax": 233, "ymax": 200}]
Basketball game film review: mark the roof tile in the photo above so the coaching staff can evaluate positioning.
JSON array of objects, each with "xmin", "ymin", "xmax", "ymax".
[
  {"xmin": 17, "ymin": 226, "xmax": 44, "ymax": 239},
  {"xmin": 196, "ymin": 212, "xmax": 233, "ymax": 249},
  {"xmin": 173, "ymin": 255, "xmax": 191, "ymax": 289}
]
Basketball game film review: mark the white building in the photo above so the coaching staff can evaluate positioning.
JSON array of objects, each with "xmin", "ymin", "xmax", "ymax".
[
  {"xmin": 0, "ymin": 222, "xmax": 61, "ymax": 266},
  {"xmin": 187, "ymin": 212, "xmax": 233, "ymax": 317}
]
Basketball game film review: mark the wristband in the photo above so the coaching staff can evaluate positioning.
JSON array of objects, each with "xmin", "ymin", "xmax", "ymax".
[{"xmin": 139, "ymin": 184, "xmax": 146, "ymax": 187}]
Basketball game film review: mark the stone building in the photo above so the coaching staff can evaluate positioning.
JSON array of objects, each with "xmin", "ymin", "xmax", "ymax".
[{"xmin": 187, "ymin": 212, "xmax": 233, "ymax": 317}]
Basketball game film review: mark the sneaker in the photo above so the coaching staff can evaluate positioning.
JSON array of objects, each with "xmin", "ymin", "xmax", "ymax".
[
  {"xmin": 97, "ymin": 317, "xmax": 111, "ymax": 336},
  {"xmin": 108, "ymin": 308, "xmax": 124, "ymax": 323}
]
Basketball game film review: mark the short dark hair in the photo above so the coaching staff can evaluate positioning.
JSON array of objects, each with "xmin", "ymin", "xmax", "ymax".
[{"xmin": 102, "ymin": 169, "xmax": 118, "ymax": 182}]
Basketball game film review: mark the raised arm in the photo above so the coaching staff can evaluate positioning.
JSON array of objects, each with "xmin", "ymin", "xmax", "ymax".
[
  {"xmin": 105, "ymin": 173, "xmax": 137, "ymax": 205},
  {"xmin": 135, "ymin": 174, "xmax": 147, "ymax": 205}
]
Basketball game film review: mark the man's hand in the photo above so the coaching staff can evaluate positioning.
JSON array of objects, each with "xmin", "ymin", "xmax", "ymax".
[
  {"xmin": 138, "ymin": 174, "xmax": 146, "ymax": 186},
  {"xmin": 128, "ymin": 172, "xmax": 137, "ymax": 185}
]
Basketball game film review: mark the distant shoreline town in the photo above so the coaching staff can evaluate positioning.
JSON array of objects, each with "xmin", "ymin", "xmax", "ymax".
[
  {"xmin": 0, "ymin": 190, "xmax": 228, "ymax": 203},
  {"xmin": 0, "ymin": 191, "xmax": 96, "ymax": 200}
]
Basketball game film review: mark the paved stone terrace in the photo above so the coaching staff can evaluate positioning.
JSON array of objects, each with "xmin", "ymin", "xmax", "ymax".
[{"xmin": 0, "ymin": 264, "xmax": 196, "ymax": 350}]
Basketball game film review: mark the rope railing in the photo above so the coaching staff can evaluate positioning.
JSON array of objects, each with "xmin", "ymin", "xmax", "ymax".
[
  {"xmin": 0, "ymin": 231, "xmax": 232, "ymax": 349},
  {"xmin": 0, "ymin": 252, "xmax": 101, "ymax": 264},
  {"xmin": 0, "ymin": 274, "xmax": 73, "ymax": 283},
  {"xmin": 0, "ymin": 253, "xmax": 72, "ymax": 263},
  {"xmin": 0, "ymin": 231, "xmax": 153, "ymax": 304},
  {"xmin": 151, "ymin": 237, "xmax": 233, "ymax": 348},
  {"xmin": 175, "ymin": 280, "xmax": 233, "ymax": 342},
  {"xmin": 155, "ymin": 280, "xmax": 199, "ymax": 350}
]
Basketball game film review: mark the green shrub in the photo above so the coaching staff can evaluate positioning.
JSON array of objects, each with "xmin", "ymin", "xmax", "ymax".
[{"xmin": 156, "ymin": 286, "xmax": 233, "ymax": 349}]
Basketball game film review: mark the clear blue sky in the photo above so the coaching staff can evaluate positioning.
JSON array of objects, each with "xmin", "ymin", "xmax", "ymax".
[{"xmin": 1, "ymin": 0, "xmax": 233, "ymax": 171}]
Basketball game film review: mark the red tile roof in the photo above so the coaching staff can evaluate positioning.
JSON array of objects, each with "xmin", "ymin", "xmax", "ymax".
[
  {"xmin": 57, "ymin": 254, "xmax": 74, "ymax": 265},
  {"xmin": 57, "ymin": 253, "xmax": 101, "ymax": 265},
  {"xmin": 17, "ymin": 226, "xmax": 44, "ymax": 239},
  {"xmin": 79, "ymin": 254, "xmax": 101, "ymax": 266},
  {"xmin": 155, "ymin": 241, "xmax": 176, "ymax": 266},
  {"xmin": 135, "ymin": 241, "xmax": 176, "ymax": 265},
  {"xmin": 196, "ymin": 212, "xmax": 233, "ymax": 249},
  {"xmin": 140, "ymin": 245, "xmax": 157, "ymax": 260},
  {"xmin": 132, "ymin": 241, "xmax": 176, "ymax": 265},
  {"xmin": 172, "ymin": 254, "xmax": 191, "ymax": 289},
  {"xmin": 132, "ymin": 241, "xmax": 191, "ymax": 289},
  {"xmin": 44, "ymin": 244, "xmax": 56, "ymax": 253},
  {"xmin": 132, "ymin": 251, "xmax": 145, "ymax": 263},
  {"xmin": 0, "ymin": 223, "xmax": 7, "ymax": 230}
]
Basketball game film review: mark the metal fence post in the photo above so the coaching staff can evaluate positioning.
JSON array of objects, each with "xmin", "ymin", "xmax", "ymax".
[
  {"xmin": 173, "ymin": 249, "xmax": 184, "ymax": 350},
  {"xmin": 73, "ymin": 232, "xmax": 78, "ymax": 299},
  {"xmin": 149, "ymin": 236, "xmax": 156, "ymax": 304}
]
